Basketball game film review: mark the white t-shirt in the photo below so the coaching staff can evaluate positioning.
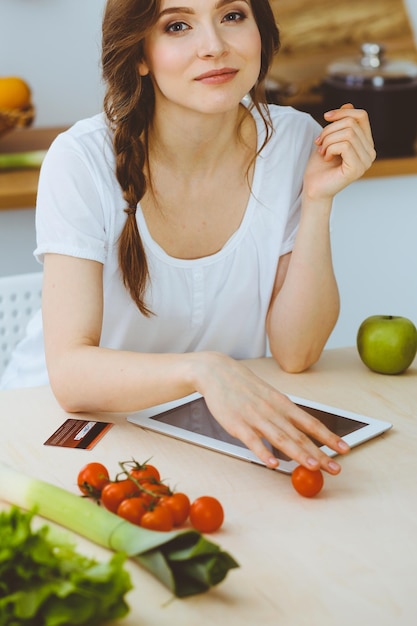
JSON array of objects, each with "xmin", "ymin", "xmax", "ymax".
[{"xmin": 0, "ymin": 105, "xmax": 321, "ymax": 389}]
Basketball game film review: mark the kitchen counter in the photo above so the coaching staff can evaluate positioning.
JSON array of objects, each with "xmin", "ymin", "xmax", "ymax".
[{"xmin": 1, "ymin": 126, "xmax": 416, "ymax": 210}]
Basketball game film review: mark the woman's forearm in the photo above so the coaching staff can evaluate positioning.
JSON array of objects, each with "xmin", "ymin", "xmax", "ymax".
[
  {"xmin": 266, "ymin": 196, "xmax": 340, "ymax": 372},
  {"xmin": 48, "ymin": 346, "xmax": 203, "ymax": 413}
]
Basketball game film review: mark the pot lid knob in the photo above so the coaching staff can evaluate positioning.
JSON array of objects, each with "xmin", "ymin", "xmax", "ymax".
[{"xmin": 360, "ymin": 43, "xmax": 386, "ymax": 69}]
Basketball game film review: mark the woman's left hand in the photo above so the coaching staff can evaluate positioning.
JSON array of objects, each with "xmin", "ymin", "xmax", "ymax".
[{"xmin": 303, "ymin": 103, "xmax": 376, "ymax": 201}]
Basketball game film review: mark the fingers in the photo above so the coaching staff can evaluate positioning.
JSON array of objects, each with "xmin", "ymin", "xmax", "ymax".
[
  {"xmin": 324, "ymin": 103, "xmax": 374, "ymax": 145},
  {"xmin": 284, "ymin": 402, "xmax": 351, "ymax": 472},
  {"xmin": 228, "ymin": 392, "xmax": 350, "ymax": 475},
  {"xmin": 317, "ymin": 104, "xmax": 377, "ymax": 168},
  {"xmin": 271, "ymin": 408, "xmax": 349, "ymax": 475},
  {"xmin": 318, "ymin": 130, "xmax": 374, "ymax": 180}
]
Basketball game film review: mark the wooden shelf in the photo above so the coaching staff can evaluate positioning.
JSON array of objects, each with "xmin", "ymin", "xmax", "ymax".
[
  {"xmin": 0, "ymin": 127, "xmax": 66, "ymax": 210},
  {"xmin": 363, "ymin": 156, "xmax": 417, "ymax": 178},
  {"xmin": 0, "ymin": 168, "xmax": 41, "ymax": 210},
  {"xmin": 0, "ymin": 126, "xmax": 416, "ymax": 210}
]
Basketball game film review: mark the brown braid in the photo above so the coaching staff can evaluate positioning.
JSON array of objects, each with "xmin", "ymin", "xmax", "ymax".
[
  {"xmin": 101, "ymin": 0, "xmax": 280, "ymax": 315},
  {"xmin": 111, "ymin": 102, "xmax": 154, "ymax": 316},
  {"xmin": 102, "ymin": 1, "xmax": 159, "ymax": 315}
]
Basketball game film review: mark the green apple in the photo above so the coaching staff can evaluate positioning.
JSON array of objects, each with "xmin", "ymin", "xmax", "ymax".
[{"xmin": 357, "ymin": 315, "xmax": 417, "ymax": 375}]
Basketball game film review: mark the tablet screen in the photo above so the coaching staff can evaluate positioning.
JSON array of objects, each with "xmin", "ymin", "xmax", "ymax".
[{"xmin": 149, "ymin": 396, "xmax": 366, "ymax": 461}]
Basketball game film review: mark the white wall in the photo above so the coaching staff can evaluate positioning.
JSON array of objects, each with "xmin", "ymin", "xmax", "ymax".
[
  {"xmin": 0, "ymin": 209, "xmax": 38, "ymax": 275},
  {"xmin": 0, "ymin": 0, "xmax": 106, "ymax": 127},
  {"xmin": 327, "ymin": 174, "xmax": 417, "ymax": 348},
  {"xmin": 0, "ymin": 0, "xmax": 416, "ymax": 347}
]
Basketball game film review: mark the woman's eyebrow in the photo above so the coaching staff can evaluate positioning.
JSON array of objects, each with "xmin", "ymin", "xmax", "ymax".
[
  {"xmin": 158, "ymin": 0, "xmax": 249, "ymax": 19},
  {"xmin": 216, "ymin": 0, "xmax": 250, "ymax": 8},
  {"xmin": 158, "ymin": 7, "xmax": 194, "ymax": 18}
]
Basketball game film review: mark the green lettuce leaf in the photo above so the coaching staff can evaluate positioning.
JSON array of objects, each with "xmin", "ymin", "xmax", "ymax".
[{"xmin": 0, "ymin": 506, "xmax": 132, "ymax": 626}]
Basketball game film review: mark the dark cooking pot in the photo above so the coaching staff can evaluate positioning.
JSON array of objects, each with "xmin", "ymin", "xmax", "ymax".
[{"xmin": 322, "ymin": 43, "xmax": 417, "ymax": 158}]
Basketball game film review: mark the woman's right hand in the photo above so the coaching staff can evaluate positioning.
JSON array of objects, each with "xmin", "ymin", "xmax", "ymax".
[{"xmin": 192, "ymin": 352, "xmax": 350, "ymax": 474}]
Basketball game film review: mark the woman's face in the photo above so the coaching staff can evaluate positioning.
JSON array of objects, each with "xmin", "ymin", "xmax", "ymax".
[{"xmin": 139, "ymin": 0, "xmax": 262, "ymax": 116}]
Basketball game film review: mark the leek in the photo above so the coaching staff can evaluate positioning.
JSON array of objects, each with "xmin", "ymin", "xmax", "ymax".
[
  {"xmin": 0, "ymin": 149, "xmax": 47, "ymax": 170},
  {"xmin": 0, "ymin": 462, "xmax": 238, "ymax": 597}
]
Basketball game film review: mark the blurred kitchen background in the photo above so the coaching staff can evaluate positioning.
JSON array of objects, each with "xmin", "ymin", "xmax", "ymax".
[{"xmin": 0, "ymin": 0, "xmax": 416, "ymax": 349}]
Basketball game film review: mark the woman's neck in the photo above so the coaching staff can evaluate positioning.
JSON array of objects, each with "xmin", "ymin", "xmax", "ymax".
[{"xmin": 148, "ymin": 103, "xmax": 254, "ymax": 177}]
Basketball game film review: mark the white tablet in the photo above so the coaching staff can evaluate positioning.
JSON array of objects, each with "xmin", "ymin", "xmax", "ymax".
[{"xmin": 127, "ymin": 392, "xmax": 392, "ymax": 474}]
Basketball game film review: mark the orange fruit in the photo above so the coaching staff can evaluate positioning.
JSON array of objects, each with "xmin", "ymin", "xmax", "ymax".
[{"xmin": 0, "ymin": 76, "xmax": 32, "ymax": 110}]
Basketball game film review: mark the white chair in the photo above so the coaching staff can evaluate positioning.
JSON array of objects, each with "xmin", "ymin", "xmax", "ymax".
[{"xmin": 0, "ymin": 272, "xmax": 43, "ymax": 378}]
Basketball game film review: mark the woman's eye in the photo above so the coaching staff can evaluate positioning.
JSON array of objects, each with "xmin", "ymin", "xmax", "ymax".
[
  {"xmin": 165, "ymin": 21, "xmax": 189, "ymax": 33},
  {"xmin": 222, "ymin": 11, "xmax": 246, "ymax": 23}
]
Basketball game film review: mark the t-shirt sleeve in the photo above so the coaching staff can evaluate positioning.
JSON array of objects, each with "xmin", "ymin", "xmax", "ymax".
[{"xmin": 34, "ymin": 132, "xmax": 108, "ymax": 265}]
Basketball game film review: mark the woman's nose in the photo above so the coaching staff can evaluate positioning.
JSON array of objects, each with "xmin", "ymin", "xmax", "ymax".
[{"xmin": 197, "ymin": 24, "xmax": 228, "ymax": 58}]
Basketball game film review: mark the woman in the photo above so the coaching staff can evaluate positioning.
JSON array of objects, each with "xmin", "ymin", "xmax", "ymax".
[{"xmin": 1, "ymin": 0, "xmax": 376, "ymax": 474}]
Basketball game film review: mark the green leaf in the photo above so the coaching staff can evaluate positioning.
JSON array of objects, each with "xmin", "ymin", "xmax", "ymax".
[
  {"xmin": 134, "ymin": 533, "xmax": 239, "ymax": 597},
  {"xmin": 0, "ymin": 507, "xmax": 132, "ymax": 626},
  {"xmin": 165, "ymin": 533, "xmax": 222, "ymax": 560}
]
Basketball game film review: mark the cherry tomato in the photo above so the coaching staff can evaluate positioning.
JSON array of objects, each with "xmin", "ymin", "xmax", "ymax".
[
  {"xmin": 140, "ymin": 504, "xmax": 174, "ymax": 531},
  {"xmin": 291, "ymin": 466, "xmax": 324, "ymax": 498},
  {"xmin": 77, "ymin": 462, "xmax": 110, "ymax": 498},
  {"xmin": 101, "ymin": 479, "xmax": 140, "ymax": 513},
  {"xmin": 117, "ymin": 497, "xmax": 147, "ymax": 525},
  {"xmin": 140, "ymin": 481, "xmax": 171, "ymax": 499},
  {"xmin": 128, "ymin": 462, "xmax": 161, "ymax": 483},
  {"xmin": 159, "ymin": 492, "xmax": 190, "ymax": 526},
  {"xmin": 189, "ymin": 496, "xmax": 224, "ymax": 533},
  {"xmin": 133, "ymin": 488, "xmax": 156, "ymax": 507}
]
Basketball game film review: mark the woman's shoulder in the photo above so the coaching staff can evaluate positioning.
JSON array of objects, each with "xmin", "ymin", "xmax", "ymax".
[
  {"xmin": 264, "ymin": 103, "xmax": 322, "ymax": 134},
  {"xmin": 66, "ymin": 112, "xmax": 109, "ymax": 136},
  {"xmin": 249, "ymin": 103, "xmax": 322, "ymax": 159},
  {"xmin": 41, "ymin": 113, "xmax": 114, "ymax": 176},
  {"xmin": 50, "ymin": 112, "xmax": 112, "ymax": 154}
]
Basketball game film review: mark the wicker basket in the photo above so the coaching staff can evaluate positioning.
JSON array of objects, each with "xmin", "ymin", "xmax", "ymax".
[{"xmin": 0, "ymin": 104, "xmax": 35, "ymax": 139}]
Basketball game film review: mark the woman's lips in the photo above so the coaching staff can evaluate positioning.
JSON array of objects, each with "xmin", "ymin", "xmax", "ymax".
[{"xmin": 194, "ymin": 68, "xmax": 238, "ymax": 84}]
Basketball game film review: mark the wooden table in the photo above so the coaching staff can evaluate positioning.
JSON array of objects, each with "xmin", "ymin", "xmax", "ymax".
[{"xmin": 1, "ymin": 347, "xmax": 416, "ymax": 625}]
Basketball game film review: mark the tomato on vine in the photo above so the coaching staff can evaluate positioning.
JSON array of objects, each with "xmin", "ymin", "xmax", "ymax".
[
  {"xmin": 129, "ymin": 464, "xmax": 161, "ymax": 484},
  {"xmin": 117, "ymin": 497, "xmax": 147, "ymax": 525},
  {"xmin": 141, "ymin": 480, "xmax": 170, "ymax": 494},
  {"xmin": 77, "ymin": 462, "xmax": 110, "ymax": 498},
  {"xmin": 159, "ymin": 492, "xmax": 190, "ymax": 526},
  {"xmin": 140, "ymin": 504, "xmax": 174, "ymax": 531},
  {"xmin": 101, "ymin": 479, "xmax": 140, "ymax": 513},
  {"xmin": 291, "ymin": 466, "xmax": 324, "ymax": 498},
  {"xmin": 76, "ymin": 457, "xmax": 226, "ymax": 533}
]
